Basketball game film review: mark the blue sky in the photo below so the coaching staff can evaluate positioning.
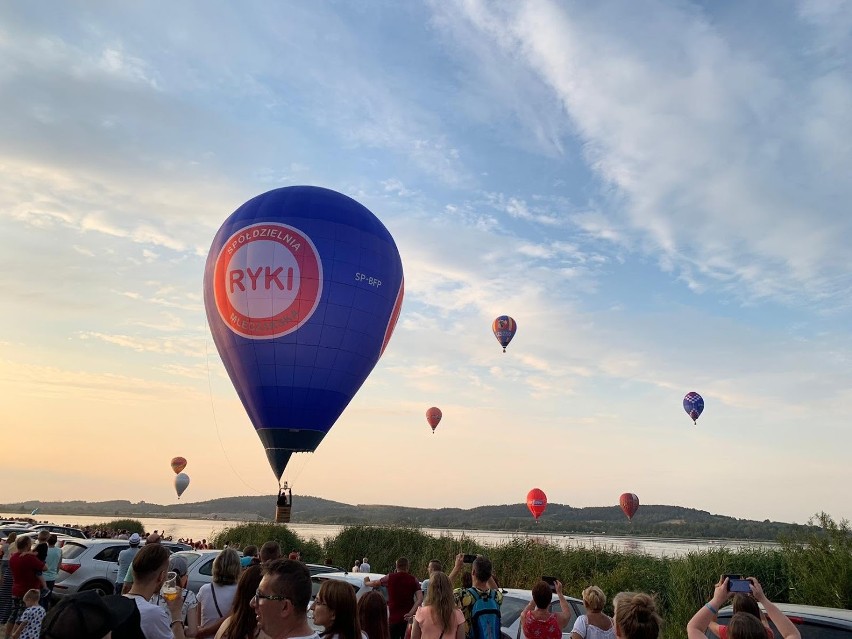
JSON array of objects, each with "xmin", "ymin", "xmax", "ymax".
[{"xmin": 2, "ymin": 1, "xmax": 851, "ymax": 524}]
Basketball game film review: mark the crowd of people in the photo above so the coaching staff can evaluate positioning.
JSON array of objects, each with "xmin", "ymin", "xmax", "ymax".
[{"xmin": 0, "ymin": 532, "xmax": 800, "ymax": 639}]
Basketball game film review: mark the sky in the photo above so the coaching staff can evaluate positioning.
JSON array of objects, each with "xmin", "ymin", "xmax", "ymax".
[{"xmin": 2, "ymin": 1, "xmax": 851, "ymax": 526}]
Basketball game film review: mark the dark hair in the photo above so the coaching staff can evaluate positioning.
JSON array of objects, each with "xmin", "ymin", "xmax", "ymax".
[
  {"xmin": 35, "ymin": 542, "xmax": 48, "ymax": 562},
  {"xmin": 16, "ymin": 536, "xmax": 31, "ymax": 551},
  {"xmin": 461, "ymin": 571, "xmax": 473, "ymax": 589},
  {"xmin": 220, "ymin": 565, "xmax": 263, "ymax": 639},
  {"xmin": 317, "ymin": 579, "xmax": 361, "ymax": 639},
  {"xmin": 48, "ymin": 534, "xmax": 58, "ymax": 546},
  {"xmin": 132, "ymin": 544, "xmax": 171, "ymax": 581},
  {"xmin": 728, "ymin": 612, "xmax": 766, "ymax": 639},
  {"xmin": 358, "ymin": 590, "xmax": 390, "ymax": 639},
  {"xmin": 614, "ymin": 592, "xmax": 661, "ymax": 639},
  {"xmin": 263, "ymin": 559, "xmax": 311, "ymax": 612},
  {"xmin": 428, "ymin": 559, "xmax": 443, "ymax": 572},
  {"xmin": 261, "ymin": 540, "xmax": 281, "ymax": 563},
  {"xmin": 243, "ymin": 545, "xmax": 258, "ymax": 558},
  {"xmin": 531, "ymin": 581, "xmax": 552, "ymax": 609},
  {"xmin": 395, "ymin": 557, "xmax": 409, "ymax": 571},
  {"xmin": 472, "ymin": 556, "xmax": 492, "ymax": 582},
  {"xmin": 732, "ymin": 594, "xmax": 760, "ymax": 618}
]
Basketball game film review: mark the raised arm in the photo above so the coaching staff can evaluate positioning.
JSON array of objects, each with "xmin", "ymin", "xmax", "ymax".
[
  {"xmin": 447, "ymin": 553, "xmax": 464, "ymax": 583},
  {"xmin": 749, "ymin": 577, "xmax": 800, "ymax": 639},
  {"xmin": 686, "ymin": 577, "xmax": 730, "ymax": 639},
  {"xmin": 553, "ymin": 581, "xmax": 572, "ymax": 628}
]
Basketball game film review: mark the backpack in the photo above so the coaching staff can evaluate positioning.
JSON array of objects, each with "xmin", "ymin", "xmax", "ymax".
[{"xmin": 467, "ymin": 588, "xmax": 501, "ymax": 639}]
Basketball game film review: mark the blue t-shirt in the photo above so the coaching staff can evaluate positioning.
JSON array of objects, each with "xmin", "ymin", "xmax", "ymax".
[{"xmin": 43, "ymin": 547, "xmax": 62, "ymax": 581}]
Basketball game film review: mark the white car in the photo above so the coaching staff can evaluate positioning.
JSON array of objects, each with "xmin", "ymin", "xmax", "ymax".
[
  {"xmin": 494, "ymin": 587, "xmax": 586, "ymax": 639},
  {"xmin": 310, "ymin": 570, "xmax": 389, "ymax": 602}
]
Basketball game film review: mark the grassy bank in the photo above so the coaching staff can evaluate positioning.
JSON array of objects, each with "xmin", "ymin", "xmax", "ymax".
[{"xmin": 210, "ymin": 513, "xmax": 850, "ymax": 639}]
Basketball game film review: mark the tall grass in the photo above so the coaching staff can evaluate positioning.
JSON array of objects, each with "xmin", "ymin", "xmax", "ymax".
[
  {"xmin": 90, "ymin": 519, "xmax": 145, "ymax": 534},
  {"xmin": 210, "ymin": 515, "xmax": 849, "ymax": 639}
]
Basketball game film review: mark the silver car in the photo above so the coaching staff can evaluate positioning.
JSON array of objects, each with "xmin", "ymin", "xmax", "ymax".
[
  {"xmin": 716, "ymin": 602, "xmax": 852, "ymax": 638},
  {"xmin": 498, "ymin": 588, "xmax": 586, "ymax": 639}
]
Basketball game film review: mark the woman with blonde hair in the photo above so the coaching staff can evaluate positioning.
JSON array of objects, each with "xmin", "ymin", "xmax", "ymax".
[
  {"xmin": 613, "ymin": 592, "xmax": 661, "ymax": 639},
  {"xmin": 313, "ymin": 579, "xmax": 363, "ymax": 639},
  {"xmin": 413, "ymin": 572, "xmax": 464, "ymax": 639},
  {"xmin": 197, "ymin": 548, "xmax": 242, "ymax": 638},
  {"xmin": 570, "ymin": 586, "xmax": 614, "ymax": 639}
]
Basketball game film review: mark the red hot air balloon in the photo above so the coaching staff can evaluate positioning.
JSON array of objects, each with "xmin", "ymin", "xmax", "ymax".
[
  {"xmin": 426, "ymin": 407, "xmax": 442, "ymax": 434},
  {"xmin": 170, "ymin": 457, "xmax": 187, "ymax": 474},
  {"xmin": 619, "ymin": 493, "xmax": 640, "ymax": 521},
  {"xmin": 492, "ymin": 316, "xmax": 517, "ymax": 353},
  {"xmin": 526, "ymin": 488, "xmax": 547, "ymax": 522}
]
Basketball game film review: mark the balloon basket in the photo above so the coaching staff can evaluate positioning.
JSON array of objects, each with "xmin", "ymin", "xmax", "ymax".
[{"xmin": 275, "ymin": 505, "xmax": 292, "ymax": 523}]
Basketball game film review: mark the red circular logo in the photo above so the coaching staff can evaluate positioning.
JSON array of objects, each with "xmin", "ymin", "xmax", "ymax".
[{"xmin": 213, "ymin": 222, "xmax": 323, "ymax": 339}]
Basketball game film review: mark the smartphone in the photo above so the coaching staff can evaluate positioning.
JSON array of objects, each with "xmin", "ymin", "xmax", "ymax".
[
  {"xmin": 463, "ymin": 554, "xmax": 477, "ymax": 564},
  {"xmin": 542, "ymin": 576, "xmax": 558, "ymax": 592},
  {"xmin": 724, "ymin": 574, "xmax": 752, "ymax": 593}
]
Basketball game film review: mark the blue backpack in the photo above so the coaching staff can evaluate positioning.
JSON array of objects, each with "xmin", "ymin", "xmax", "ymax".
[{"xmin": 467, "ymin": 588, "xmax": 501, "ymax": 639}]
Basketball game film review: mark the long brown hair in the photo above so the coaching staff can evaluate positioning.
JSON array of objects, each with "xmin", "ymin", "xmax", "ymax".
[
  {"xmin": 423, "ymin": 572, "xmax": 456, "ymax": 633},
  {"xmin": 221, "ymin": 564, "xmax": 263, "ymax": 639},
  {"xmin": 358, "ymin": 590, "xmax": 390, "ymax": 639},
  {"xmin": 318, "ymin": 579, "xmax": 361, "ymax": 639}
]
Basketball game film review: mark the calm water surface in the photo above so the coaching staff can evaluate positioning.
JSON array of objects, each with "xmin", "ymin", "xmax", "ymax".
[{"xmin": 3, "ymin": 512, "xmax": 778, "ymax": 558}]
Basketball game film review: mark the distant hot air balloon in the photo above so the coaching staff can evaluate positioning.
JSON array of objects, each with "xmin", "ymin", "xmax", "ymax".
[
  {"xmin": 526, "ymin": 488, "xmax": 547, "ymax": 522},
  {"xmin": 619, "ymin": 492, "xmax": 640, "ymax": 521},
  {"xmin": 174, "ymin": 473, "xmax": 190, "ymax": 499},
  {"xmin": 203, "ymin": 186, "xmax": 404, "ymax": 494},
  {"xmin": 170, "ymin": 457, "xmax": 187, "ymax": 474},
  {"xmin": 683, "ymin": 392, "xmax": 704, "ymax": 424},
  {"xmin": 426, "ymin": 407, "xmax": 442, "ymax": 434},
  {"xmin": 492, "ymin": 316, "xmax": 517, "ymax": 353}
]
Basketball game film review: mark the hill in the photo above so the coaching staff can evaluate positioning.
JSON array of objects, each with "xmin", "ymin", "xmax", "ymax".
[{"xmin": 0, "ymin": 496, "xmax": 812, "ymax": 541}]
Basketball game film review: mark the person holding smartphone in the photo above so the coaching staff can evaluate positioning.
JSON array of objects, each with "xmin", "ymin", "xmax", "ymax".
[
  {"xmin": 686, "ymin": 576, "xmax": 800, "ymax": 639},
  {"xmin": 522, "ymin": 579, "xmax": 573, "ymax": 639}
]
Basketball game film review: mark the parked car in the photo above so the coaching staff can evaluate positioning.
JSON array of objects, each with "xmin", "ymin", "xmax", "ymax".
[
  {"xmin": 308, "ymin": 571, "xmax": 389, "ymax": 602},
  {"xmin": 0, "ymin": 525, "xmax": 33, "ymax": 541},
  {"xmin": 716, "ymin": 602, "xmax": 852, "ymax": 639},
  {"xmin": 53, "ymin": 538, "xmax": 196, "ymax": 596},
  {"xmin": 17, "ymin": 530, "xmax": 76, "ymax": 547},
  {"xmin": 500, "ymin": 587, "xmax": 585, "ymax": 639},
  {"xmin": 30, "ymin": 523, "xmax": 87, "ymax": 539}
]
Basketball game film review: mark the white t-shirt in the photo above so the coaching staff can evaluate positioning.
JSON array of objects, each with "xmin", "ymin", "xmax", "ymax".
[
  {"xmin": 197, "ymin": 582, "xmax": 238, "ymax": 625},
  {"xmin": 18, "ymin": 605, "xmax": 46, "ymax": 639},
  {"xmin": 150, "ymin": 588, "xmax": 199, "ymax": 624},
  {"xmin": 126, "ymin": 594, "xmax": 173, "ymax": 639},
  {"xmin": 571, "ymin": 615, "xmax": 616, "ymax": 639},
  {"xmin": 360, "ymin": 562, "xmax": 371, "ymax": 572}
]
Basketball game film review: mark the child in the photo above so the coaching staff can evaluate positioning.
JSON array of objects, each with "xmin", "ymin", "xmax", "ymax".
[{"xmin": 11, "ymin": 589, "xmax": 45, "ymax": 639}]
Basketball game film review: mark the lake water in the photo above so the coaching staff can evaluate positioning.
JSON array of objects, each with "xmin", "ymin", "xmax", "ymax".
[{"xmin": 2, "ymin": 512, "xmax": 778, "ymax": 558}]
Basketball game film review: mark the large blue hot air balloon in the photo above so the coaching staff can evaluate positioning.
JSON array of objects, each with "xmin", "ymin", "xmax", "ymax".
[
  {"xmin": 203, "ymin": 186, "xmax": 404, "ymax": 483},
  {"xmin": 683, "ymin": 391, "xmax": 704, "ymax": 425}
]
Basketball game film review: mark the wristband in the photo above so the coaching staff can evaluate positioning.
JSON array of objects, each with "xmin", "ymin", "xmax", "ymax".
[
  {"xmin": 171, "ymin": 619, "xmax": 183, "ymax": 626},
  {"xmin": 705, "ymin": 603, "xmax": 718, "ymax": 615}
]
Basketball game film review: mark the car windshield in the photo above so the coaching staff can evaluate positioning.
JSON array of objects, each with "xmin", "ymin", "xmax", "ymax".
[
  {"xmin": 174, "ymin": 551, "xmax": 202, "ymax": 567},
  {"xmin": 60, "ymin": 542, "xmax": 87, "ymax": 560}
]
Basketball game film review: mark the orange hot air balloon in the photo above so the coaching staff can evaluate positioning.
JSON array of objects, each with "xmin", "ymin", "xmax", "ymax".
[
  {"xmin": 526, "ymin": 488, "xmax": 547, "ymax": 522},
  {"xmin": 426, "ymin": 407, "xmax": 442, "ymax": 434},
  {"xmin": 619, "ymin": 492, "xmax": 640, "ymax": 521},
  {"xmin": 170, "ymin": 457, "xmax": 187, "ymax": 474}
]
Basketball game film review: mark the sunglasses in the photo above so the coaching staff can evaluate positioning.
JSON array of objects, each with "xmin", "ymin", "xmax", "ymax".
[{"xmin": 253, "ymin": 589, "xmax": 290, "ymax": 604}]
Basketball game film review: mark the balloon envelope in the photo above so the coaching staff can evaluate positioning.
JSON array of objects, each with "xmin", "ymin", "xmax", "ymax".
[
  {"xmin": 526, "ymin": 488, "xmax": 547, "ymax": 520},
  {"xmin": 426, "ymin": 407, "xmax": 442, "ymax": 433},
  {"xmin": 170, "ymin": 456, "xmax": 187, "ymax": 474},
  {"xmin": 174, "ymin": 473, "xmax": 190, "ymax": 499},
  {"xmin": 203, "ymin": 186, "xmax": 404, "ymax": 481},
  {"xmin": 683, "ymin": 391, "xmax": 704, "ymax": 424},
  {"xmin": 619, "ymin": 492, "xmax": 640, "ymax": 520},
  {"xmin": 492, "ymin": 316, "xmax": 517, "ymax": 352}
]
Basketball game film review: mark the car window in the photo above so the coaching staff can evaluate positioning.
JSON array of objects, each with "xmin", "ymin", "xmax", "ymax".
[
  {"xmin": 60, "ymin": 542, "xmax": 87, "ymax": 560},
  {"xmin": 199, "ymin": 558, "xmax": 215, "ymax": 576},
  {"xmin": 792, "ymin": 624, "xmax": 852, "ymax": 639},
  {"xmin": 176, "ymin": 552, "xmax": 201, "ymax": 567},
  {"xmin": 94, "ymin": 545, "xmax": 127, "ymax": 562},
  {"xmin": 501, "ymin": 595, "xmax": 531, "ymax": 630},
  {"xmin": 548, "ymin": 601, "xmax": 582, "ymax": 629}
]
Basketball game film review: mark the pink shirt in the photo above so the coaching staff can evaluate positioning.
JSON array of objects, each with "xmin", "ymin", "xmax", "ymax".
[{"xmin": 415, "ymin": 605, "xmax": 465, "ymax": 639}]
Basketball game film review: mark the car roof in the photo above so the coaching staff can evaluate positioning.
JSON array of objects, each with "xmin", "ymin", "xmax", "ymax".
[
  {"xmin": 719, "ymin": 602, "xmax": 852, "ymax": 622},
  {"xmin": 312, "ymin": 571, "xmax": 386, "ymax": 585}
]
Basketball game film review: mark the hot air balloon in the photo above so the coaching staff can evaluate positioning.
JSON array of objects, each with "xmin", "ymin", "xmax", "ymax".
[
  {"xmin": 174, "ymin": 473, "xmax": 190, "ymax": 499},
  {"xmin": 426, "ymin": 407, "xmax": 442, "ymax": 434},
  {"xmin": 683, "ymin": 392, "xmax": 704, "ymax": 424},
  {"xmin": 170, "ymin": 457, "xmax": 187, "ymax": 474},
  {"xmin": 526, "ymin": 488, "xmax": 547, "ymax": 522},
  {"xmin": 203, "ymin": 186, "xmax": 404, "ymax": 520},
  {"xmin": 492, "ymin": 316, "xmax": 517, "ymax": 353},
  {"xmin": 619, "ymin": 492, "xmax": 640, "ymax": 521}
]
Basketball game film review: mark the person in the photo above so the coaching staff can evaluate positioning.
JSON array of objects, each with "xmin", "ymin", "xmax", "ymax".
[
  {"xmin": 364, "ymin": 557, "xmax": 422, "ymax": 639},
  {"xmin": 358, "ymin": 591, "xmax": 390, "ymax": 639},
  {"xmin": 686, "ymin": 577, "xmax": 799, "ymax": 639},
  {"xmin": 41, "ymin": 589, "xmax": 142, "ymax": 639},
  {"xmin": 118, "ymin": 534, "xmax": 143, "ymax": 594},
  {"xmin": 611, "ymin": 592, "xmax": 660, "ymax": 639},
  {"xmin": 705, "ymin": 594, "xmax": 772, "ymax": 639},
  {"xmin": 196, "ymin": 549, "xmax": 241, "ymax": 639},
  {"xmin": 213, "ymin": 564, "xmax": 270, "ymax": 639},
  {"xmin": 452, "ymin": 555, "xmax": 502, "ymax": 639},
  {"xmin": 5, "ymin": 536, "xmax": 45, "ymax": 639},
  {"xmin": 260, "ymin": 541, "xmax": 281, "ymax": 564},
  {"xmin": 31, "ymin": 543, "xmax": 48, "ymax": 603},
  {"xmin": 42, "ymin": 534, "xmax": 62, "ymax": 608},
  {"xmin": 413, "ymin": 572, "xmax": 464, "ymax": 639},
  {"xmin": 124, "ymin": 533, "xmax": 159, "ymax": 594},
  {"xmin": 569, "ymin": 586, "xmax": 614, "ymax": 639},
  {"xmin": 239, "ymin": 546, "xmax": 258, "ymax": 569},
  {"xmin": 312, "ymin": 579, "xmax": 363, "ymax": 639},
  {"xmin": 419, "ymin": 561, "xmax": 442, "ymax": 600},
  {"xmin": 288, "ymin": 551, "xmax": 301, "ymax": 562},
  {"xmin": 9, "ymin": 589, "xmax": 44, "ymax": 639},
  {"xmin": 359, "ymin": 558, "xmax": 371, "ymax": 573},
  {"xmin": 124, "ymin": 543, "xmax": 187, "ymax": 638},
  {"xmin": 250, "ymin": 558, "xmax": 318, "ymax": 639},
  {"xmin": 149, "ymin": 555, "xmax": 199, "ymax": 637},
  {"xmin": 0, "ymin": 532, "xmax": 16, "ymax": 629},
  {"xmin": 522, "ymin": 580, "xmax": 574, "ymax": 639},
  {"xmin": 351, "ymin": 560, "xmax": 361, "ymax": 573}
]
